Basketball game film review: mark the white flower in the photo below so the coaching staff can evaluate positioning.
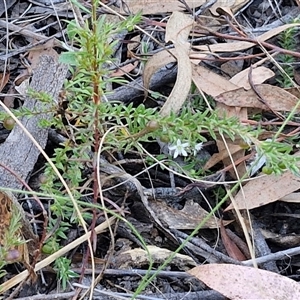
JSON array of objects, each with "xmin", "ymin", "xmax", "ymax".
[
  {"xmin": 168, "ymin": 139, "xmax": 189, "ymax": 158},
  {"xmin": 193, "ymin": 142, "xmax": 203, "ymax": 156}
]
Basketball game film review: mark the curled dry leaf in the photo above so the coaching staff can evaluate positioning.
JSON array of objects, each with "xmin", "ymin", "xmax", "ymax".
[
  {"xmin": 210, "ymin": 0, "xmax": 250, "ymax": 15},
  {"xmin": 230, "ymin": 66, "xmax": 275, "ymax": 90},
  {"xmin": 143, "ymin": 11, "xmax": 194, "ymax": 115},
  {"xmin": 143, "ymin": 49, "xmax": 176, "ymax": 98},
  {"xmin": 159, "ymin": 11, "xmax": 193, "ymax": 117},
  {"xmin": 148, "ymin": 199, "xmax": 232, "ymax": 229},
  {"xmin": 188, "ymin": 264, "xmax": 300, "ymax": 299},
  {"xmin": 114, "ymin": 245, "xmax": 196, "ymax": 271}
]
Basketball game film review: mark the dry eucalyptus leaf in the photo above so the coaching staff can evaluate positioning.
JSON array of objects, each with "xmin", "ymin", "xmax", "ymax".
[
  {"xmin": 280, "ymin": 192, "xmax": 300, "ymax": 203},
  {"xmin": 215, "ymin": 84, "xmax": 300, "ymax": 111},
  {"xmin": 188, "ymin": 264, "xmax": 300, "ymax": 299},
  {"xmin": 148, "ymin": 199, "xmax": 232, "ymax": 229},
  {"xmin": 159, "ymin": 11, "xmax": 193, "ymax": 117},
  {"xmin": 210, "ymin": 0, "xmax": 250, "ymax": 15},
  {"xmin": 226, "ymin": 152, "xmax": 300, "ymax": 210},
  {"xmin": 192, "ymin": 23, "xmax": 300, "ymax": 53},
  {"xmin": 192, "ymin": 64, "xmax": 238, "ymax": 97},
  {"xmin": 230, "ymin": 66, "xmax": 275, "ymax": 90},
  {"xmin": 220, "ymin": 221, "xmax": 246, "ymax": 261},
  {"xmin": 192, "ymin": 64, "xmax": 247, "ymax": 178},
  {"xmin": 143, "ymin": 49, "xmax": 176, "ymax": 97},
  {"xmin": 110, "ymin": 61, "xmax": 138, "ymax": 77},
  {"xmin": 115, "ymin": 245, "xmax": 196, "ymax": 271},
  {"xmin": 116, "ymin": 0, "xmax": 249, "ymax": 15},
  {"xmin": 115, "ymin": 0, "xmax": 205, "ymax": 14},
  {"xmin": 204, "ymin": 144, "xmax": 242, "ymax": 170}
]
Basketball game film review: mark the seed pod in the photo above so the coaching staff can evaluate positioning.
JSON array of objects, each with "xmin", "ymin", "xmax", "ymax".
[
  {"xmin": 146, "ymin": 120, "xmax": 160, "ymax": 132},
  {"xmin": 262, "ymin": 166, "xmax": 273, "ymax": 175},
  {"xmin": 3, "ymin": 117, "xmax": 15, "ymax": 130}
]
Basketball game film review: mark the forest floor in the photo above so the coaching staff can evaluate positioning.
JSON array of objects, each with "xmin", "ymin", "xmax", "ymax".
[{"xmin": 1, "ymin": 0, "xmax": 300, "ymax": 299}]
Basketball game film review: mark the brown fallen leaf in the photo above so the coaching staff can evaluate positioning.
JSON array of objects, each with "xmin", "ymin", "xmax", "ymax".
[
  {"xmin": 204, "ymin": 144, "xmax": 242, "ymax": 170},
  {"xmin": 192, "ymin": 63, "xmax": 247, "ymax": 178},
  {"xmin": 192, "ymin": 23, "xmax": 300, "ymax": 53},
  {"xmin": 220, "ymin": 220, "xmax": 246, "ymax": 261},
  {"xmin": 0, "ymin": 72, "xmax": 9, "ymax": 92},
  {"xmin": 188, "ymin": 264, "xmax": 300, "ymax": 299},
  {"xmin": 159, "ymin": 11, "xmax": 193, "ymax": 116},
  {"xmin": 143, "ymin": 49, "xmax": 176, "ymax": 98},
  {"xmin": 148, "ymin": 199, "xmax": 232, "ymax": 229},
  {"xmin": 226, "ymin": 152, "xmax": 300, "ymax": 210},
  {"xmin": 192, "ymin": 64, "xmax": 238, "ymax": 97},
  {"xmin": 110, "ymin": 61, "xmax": 138, "ymax": 77},
  {"xmin": 210, "ymin": 0, "xmax": 250, "ymax": 15},
  {"xmin": 114, "ymin": 0, "xmax": 206, "ymax": 14},
  {"xmin": 215, "ymin": 84, "xmax": 300, "ymax": 112},
  {"xmin": 230, "ymin": 66, "xmax": 275, "ymax": 90},
  {"xmin": 114, "ymin": 245, "xmax": 196, "ymax": 271}
]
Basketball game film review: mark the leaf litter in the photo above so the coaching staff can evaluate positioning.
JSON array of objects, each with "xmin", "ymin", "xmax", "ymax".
[{"xmin": 1, "ymin": 0, "xmax": 300, "ymax": 299}]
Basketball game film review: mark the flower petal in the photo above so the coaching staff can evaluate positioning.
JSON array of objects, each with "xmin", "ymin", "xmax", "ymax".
[
  {"xmin": 195, "ymin": 142, "xmax": 203, "ymax": 151},
  {"xmin": 181, "ymin": 148, "xmax": 188, "ymax": 156},
  {"xmin": 173, "ymin": 149, "xmax": 179, "ymax": 158}
]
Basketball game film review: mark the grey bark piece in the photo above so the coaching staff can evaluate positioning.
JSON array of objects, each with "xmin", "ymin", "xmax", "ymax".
[
  {"xmin": 0, "ymin": 55, "xmax": 68, "ymax": 190},
  {"xmin": 105, "ymin": 65, "xmax": 177, "ymax": 103}
]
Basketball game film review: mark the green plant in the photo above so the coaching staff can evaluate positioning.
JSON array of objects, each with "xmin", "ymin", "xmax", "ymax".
[
  {"xmin": 38, "ymin": 0, "xmax": 142, "ymax": 289},
  {"xmin": 0, "ymin": 205, "xmax": 26, "ymax": 279},
  {"xmin": 277, "ymin": 18, "xmax": 299, "ymax": 87},
  {"xmin": 54, "ymin": 257, "xmax": 79, "ymax": 291}
]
